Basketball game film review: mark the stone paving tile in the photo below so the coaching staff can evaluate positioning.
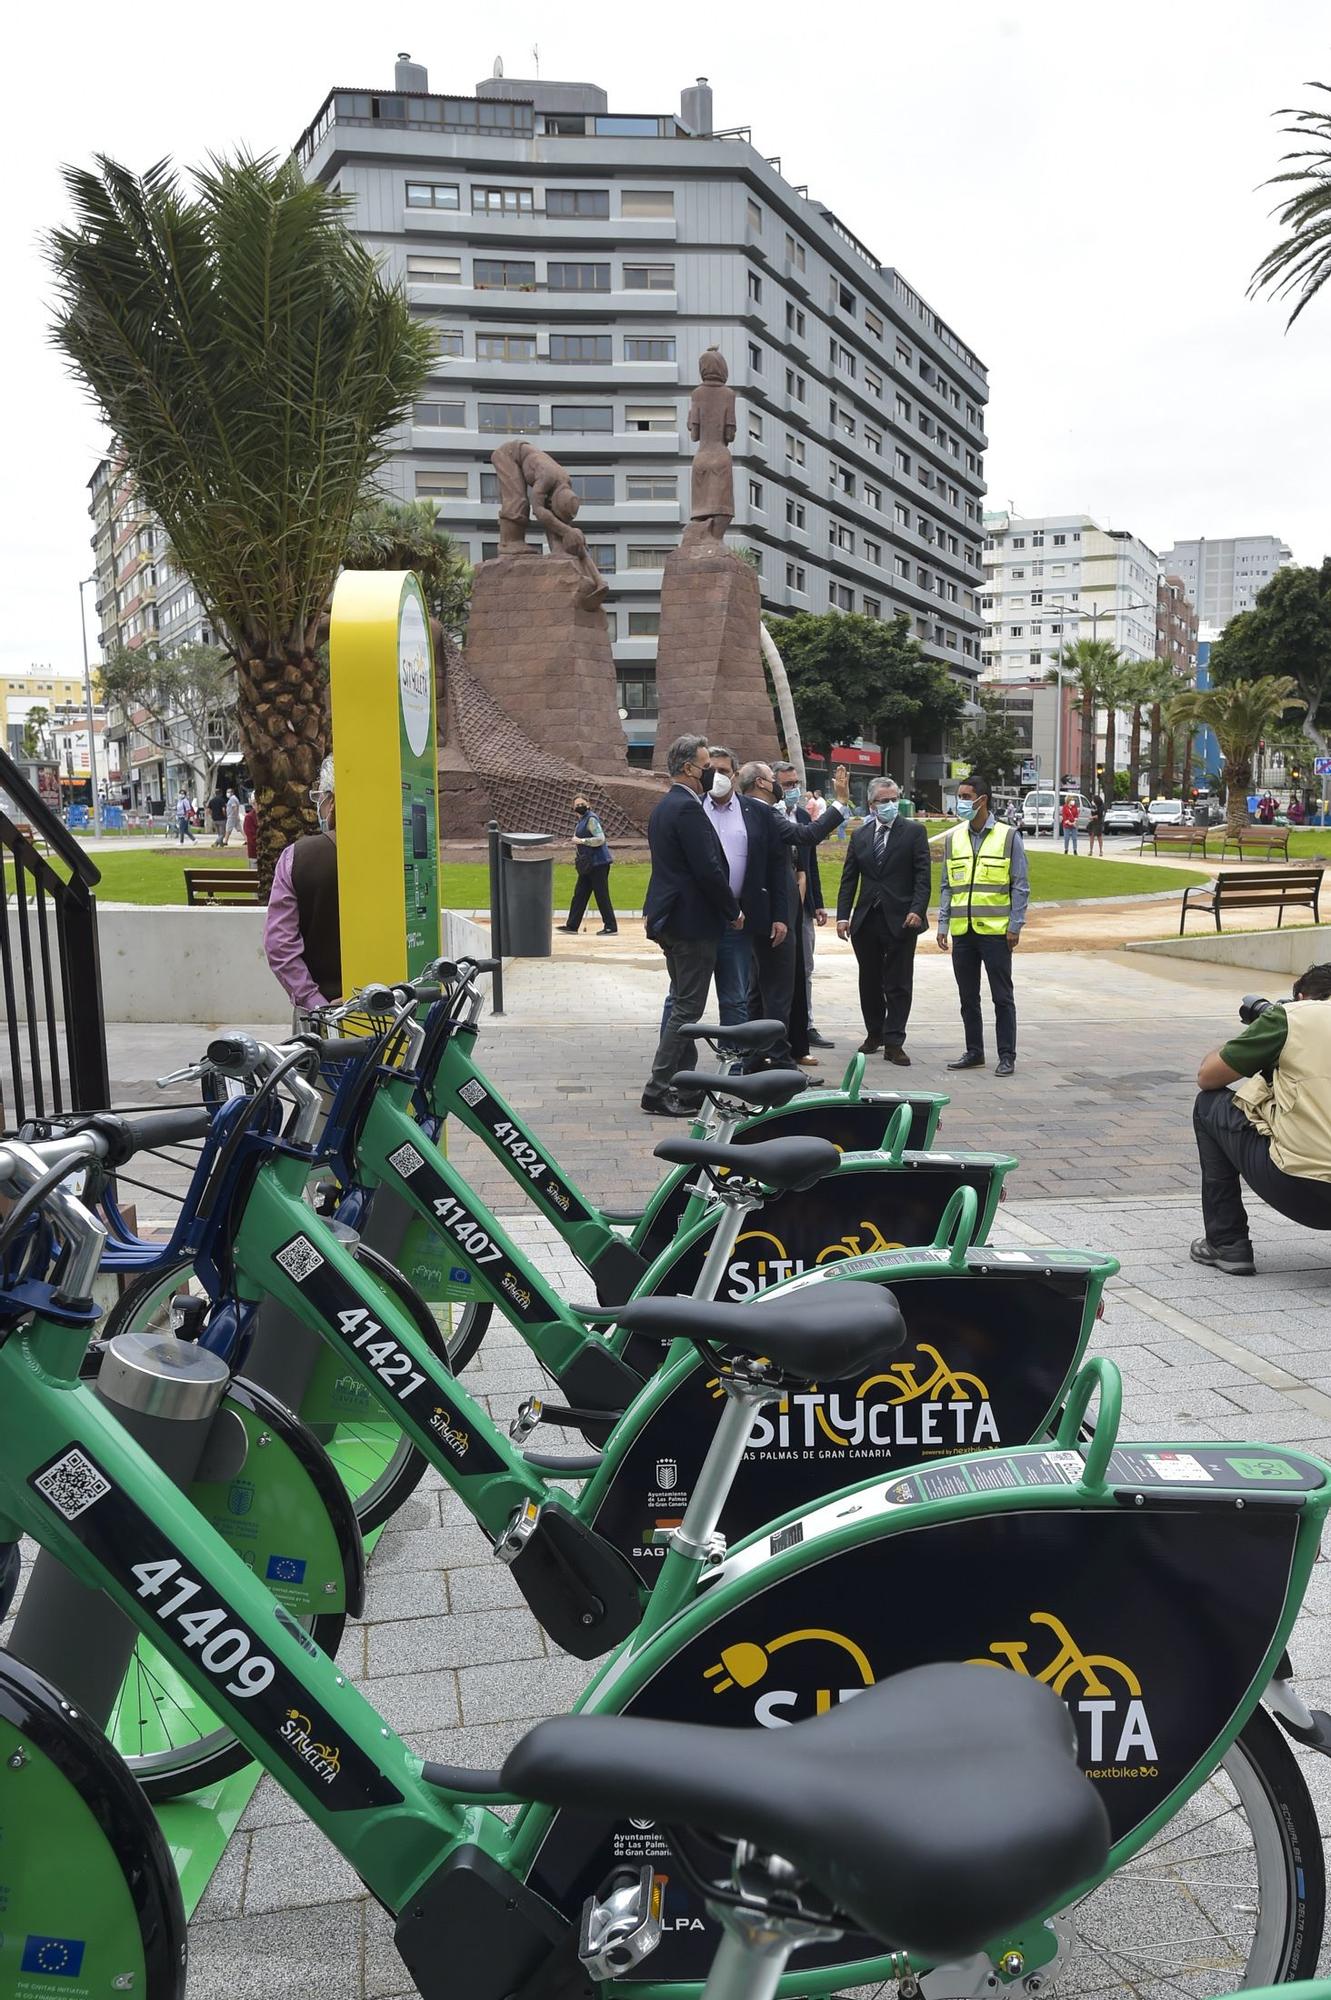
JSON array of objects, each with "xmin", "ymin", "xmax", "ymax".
[
  {"xmin": 183, "ymin": 1899, "xmax": 365, "ymax": 2000},
  {"xmin": 365, "ymin": 1606, "xmax": 545, "ymax": 1677}
]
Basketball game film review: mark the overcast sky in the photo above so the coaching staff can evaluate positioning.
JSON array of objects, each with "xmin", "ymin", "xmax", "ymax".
[{"xmin": 3, "ymin": 0, "xmax": 1327, "ymax": 680}]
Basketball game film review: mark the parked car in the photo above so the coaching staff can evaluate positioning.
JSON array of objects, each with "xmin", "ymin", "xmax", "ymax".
[
  {"xmin": 1146, "ymin": 798, "xmax": 1193, "ymax": 828},
  {"xmin": 1103, "ymin": 801, "xmax": 1150, "ymax": 835},
  {"xmin": 1021, "ymin": 788, "xmax": 1095, "ymax": 835}
]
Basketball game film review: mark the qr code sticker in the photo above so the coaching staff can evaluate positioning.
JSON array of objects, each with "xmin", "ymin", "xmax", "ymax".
[
  {"xmin": 274, "ymin": 1236, "xmax": 326, "ymax": 1284},
  {"xmin": 457, "ymin": 1079, "xmax": 487, "ymax": 1108},
  {"xmin": 388, "ymin": 1142, "xmax": 425, "ymax": 1177},
  {"xmin": 35, "ymin": 1448, "xmax": 111, "ymax": 1521}
]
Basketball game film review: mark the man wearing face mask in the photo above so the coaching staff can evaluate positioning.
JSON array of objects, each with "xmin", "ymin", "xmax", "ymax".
[
  {"xmin": 641, "ymin": 734, "xmax": 742, "ymax": 1116},
  {"xmin": 263, "ymin": 753, "xmax": 342, "ymax": 1015},
  {"xmin": 936, "ymin": 772, "xmax": 1029, "ymax": 1078},
  {"xmin": 835, "ymin": 777, "xmax": 932, "ymax": 1065}
]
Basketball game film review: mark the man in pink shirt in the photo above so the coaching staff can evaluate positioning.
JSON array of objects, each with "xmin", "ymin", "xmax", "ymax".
[{"xmin": 263, "ymin": 755, "xmax": 341, "ymax": 1013}]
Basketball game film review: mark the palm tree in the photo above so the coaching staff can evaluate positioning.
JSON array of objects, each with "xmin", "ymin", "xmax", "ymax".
[
  {"xmin": 47, "ymin": 154, "xmax": 433, "ymax": 883},
  {"xmin": 1114, "ymin": 657, "xmax": 1179, "ymax": 798},
  {"xmin": 1250, "ymin": 87, "xmax": 1331, "ymax": 326},
  {"xmin": 1165, "ymin": 676, "xmax": 1305, "ymax": 837},
  {"xmin": 1050, "ymin": 638, "xmax": 1119, "ymax": 797}
]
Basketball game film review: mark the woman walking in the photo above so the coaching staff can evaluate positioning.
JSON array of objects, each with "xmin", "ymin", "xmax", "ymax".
[
  {"xmin": 557, "ymin": 796, "xmax": 618, "ymax": 936},
  {"xmin": 1086, "ymin": 789, "xmax": 1106, "ymax": 857},
  {"xmin": 1060, "ymin": 793, "xmax": 1080, "ymax": 855}
]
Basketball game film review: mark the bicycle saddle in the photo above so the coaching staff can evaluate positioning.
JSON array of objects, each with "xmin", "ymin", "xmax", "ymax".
[
  {"xmin": 616, "ymin": 1285, "xmax": 905, "ymax": 1379},
  {"xmin": 653, "ymin": 1135, "xmax": 837, "ymax": 1193},
  {"xmin": 674, "ymin": 1018, "xmax": 784, "ymax": 1051},
  {"xmin": 670, "ymin": 1068, "xmax": 809, "ymax": 1110},
  {"xmin": 503, "ymin": 1663, "xmax": 1108, "ymax": 1962}
]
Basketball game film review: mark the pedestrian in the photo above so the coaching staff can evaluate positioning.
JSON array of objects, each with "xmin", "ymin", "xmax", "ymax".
[
  {"xmin": 700, "ymin": 746, "xmax": 788, "ymax": 1041},
  {"xmin": 1086, "ymin": 789, "xmax": 1106, "ymax": 857},
  {"xmin": 1190, "ymin": 963, "xmax": 1331, "ymax": 1275},
  {"xmin": 1257, "ymin": 792, "xmax": 1277, "ymax": 826},
  {"xmin": 835, "ymin": 776, "xmax": 931, "ymax": 1066},
  {"xmin": 208, "ymin": 784, "xmax": 227, "ymax": 846},
  {"xmin": 773, "ymin": 760, "xmax": 845, "ymax": 1054},
  {"xmin": 640, "ymin": 734, "xmax": 741, "ymax": 1118},
  {"xmin": 1288, "ymin": 795, "xmax": 1307, "ymax": 827},
  {"xmin": 263, "ymin": 755, "xmax": 341, "ymax": 1017},
  {"xmin": 558, "ymin": 796, "xmax": 618, "ymax": 936},
  {"xmin": 1060, "ymin": 794, "xmax": 1080, "ymax": 855},
  {"xmin": 174, "ymin": 790, "xmax": 197, "ymax": 844},
  {"xmin": 223, "ymin": 788, "xmax": 242, "ymax": 846},
  {"xmin": 242, "ymin": 795, "xmax": 258, "ymax": 861},
  {"xmin": 937, "ymin": 772, "xmax": 1029, "ymax": 1078}
]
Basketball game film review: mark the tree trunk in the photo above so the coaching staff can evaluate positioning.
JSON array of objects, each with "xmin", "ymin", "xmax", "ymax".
[
  {"xmin": 1224, "ymin": 756, "xmax": 1251, "ymax": 840},
  {"xmin": 237, "ymin": 652, "xmax": 327, "ymax": 894},
  {"xmin": 1080, "ymin": 687, "xmax": 1097, "ymax": 796},
  {"xmin": 1102, "ymin": 704, "xmax": 1117, "ymax": 800},
  {"xmin": 1128, "ymin": 707, "xmax": 1143, "ymax": 797},
  {"xmin": 1150, "ymin": 703, "xmax": 1164, "ymax": 795},
  {"xmin": 760, "ymin": 621, "xmax": 805, "ymax": 790}
]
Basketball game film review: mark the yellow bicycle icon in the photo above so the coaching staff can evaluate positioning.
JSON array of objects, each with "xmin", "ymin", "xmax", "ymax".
[
  {"xmin": 814, "ymin": 1344, "xmax": 991, "ymax": 1447},
  {"xmin": 968, "ymin": 1611, "xmax": 1142, "ymax": 1698},
  {"xmin": 815, "ymin": 1220, "xmax": 901, "ymax": 1263}
]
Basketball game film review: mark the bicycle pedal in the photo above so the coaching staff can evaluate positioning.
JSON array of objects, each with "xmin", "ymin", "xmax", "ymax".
[{"xmin": 579, "ymin": 1866, "xmax": 662, "ymax": 1981}]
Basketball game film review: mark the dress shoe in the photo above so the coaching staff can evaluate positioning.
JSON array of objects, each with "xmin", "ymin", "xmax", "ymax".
[
  {"xmin": 946, "ymin": 1052, "xmax": 985, "ymax": 1071},
  {"xmin": 857, "ymin": 1036, "xmax": 883, "ymax": 1055},
  {"xmin": 808, "ymin": 1031, "xmax": 836, "ymax": 1049},
  {"xmin": 994, "ymin": 1058, "xmax": 1016, "ymax": 1078},
  {"xmin": 556, "ymin": 925, "xmax": 580, "ymax": 934},
  {"xmin": 795, "ymin": 1054, "xmax": 821, "ymax": 1068},
  {"xmin": 883, "ymin": 1047, "xmax": 911, "ymax": 1066},
  {"xmin": 641, "ymin": 1090, "xmax": 700, "ymax": 1118},
  {"xmin": 1189, "ymin": 1236, "xmax": 1255, "ymax": 1276},
  {"xmin": 597, "ymin": 927, "xmax": 618, "ymax": 936}
]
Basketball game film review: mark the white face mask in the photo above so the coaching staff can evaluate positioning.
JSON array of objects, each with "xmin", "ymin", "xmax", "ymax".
[{"xmin": 710, "ymin": 772, "xmax": 734, "ymax": 801}]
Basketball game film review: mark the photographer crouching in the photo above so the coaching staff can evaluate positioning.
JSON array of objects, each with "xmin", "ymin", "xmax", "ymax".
[{"xmin": 1191, "ymin": 963, "xmax": 1331, "ymax": 1275}]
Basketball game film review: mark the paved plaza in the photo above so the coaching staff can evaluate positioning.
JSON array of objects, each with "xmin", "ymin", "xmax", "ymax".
[{"xmin": 96, "ymin": 939, "xmax": 1331, "ymax": 1991}]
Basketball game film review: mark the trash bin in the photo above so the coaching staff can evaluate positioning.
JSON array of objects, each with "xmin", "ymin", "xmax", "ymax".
[{"xmin": 500, "ymin": 831, "xmax": 554, "ymax": 957}]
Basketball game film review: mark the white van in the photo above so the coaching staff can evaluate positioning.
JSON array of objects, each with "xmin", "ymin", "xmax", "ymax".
[{"xmin": 1021, "ymin": 789, "xmax": 1094, "ymax": 835}]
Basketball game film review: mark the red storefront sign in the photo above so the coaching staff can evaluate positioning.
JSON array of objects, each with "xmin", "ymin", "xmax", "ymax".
[{"xmin": 808, "ymin": 743, "xmax": 882, "ymax": 769}]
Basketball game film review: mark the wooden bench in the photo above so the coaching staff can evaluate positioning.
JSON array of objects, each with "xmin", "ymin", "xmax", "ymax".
[
  {"xmin": 1140, "ymin": 823, "xmax": 1210, "ymax": 859},
  {"xmin": 1179, "ymin": 866, "xmax": 1323, "ymax": 935},
  {"xmin": 1219, "ymin": 824, "xmax": 1292, "ymax": 863},
  {"xmin": 184, "ymin": 868, "xmax": 262, "ymax": 907}
]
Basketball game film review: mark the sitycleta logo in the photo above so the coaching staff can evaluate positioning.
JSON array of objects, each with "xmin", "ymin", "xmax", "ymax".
[
  {"xmin": 429, "ymin": 1404, "xmax": 471, "ymax": 1457},
  {"xmin": 969, "ymin": 1610, "xmax": 1158, "ymax": 1776},
  {"xmin": 280, "ymin": 1708, "xmax": 343, "ymax": 1785},
  {"xmin": 712, "ymin": 1341, "xmax": 999, "ymax": 1455},
  {"xmin": 703, "ymin": 1627, "xmax": 876, "ymax": 1728},
  {"xmin": 725, "ymin": 1221, "xmax": 905, "ymax": 1297}
]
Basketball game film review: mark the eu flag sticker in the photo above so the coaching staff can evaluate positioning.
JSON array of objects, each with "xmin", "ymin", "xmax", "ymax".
[
  {"xmin": 265, "ymin": 1554, "xmax": 307, "ymax": 1584},
  {"xmin": 22, "ymin": 1937, "xmax": 86, "ymax": 1977}
]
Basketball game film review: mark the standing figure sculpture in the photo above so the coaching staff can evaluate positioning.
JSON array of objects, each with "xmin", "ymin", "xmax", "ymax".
[
  {"xmin": 684, "ymin": 346, "xmax": 736, "ymax": 546},
  {"xmin": 490, "ymin": 440, "xmax": 609, "ymax": 610}
]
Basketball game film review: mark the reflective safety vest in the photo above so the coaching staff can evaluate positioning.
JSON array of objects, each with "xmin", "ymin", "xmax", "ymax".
[{"xmin": 945, "ymin": 820, "xmax": 1014, "ymax": 936}]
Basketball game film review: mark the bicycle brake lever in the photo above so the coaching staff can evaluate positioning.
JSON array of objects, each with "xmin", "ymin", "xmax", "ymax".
[{"xmin": 155, "ymin": 1061, "xmax": 213, "ymax": 1088}]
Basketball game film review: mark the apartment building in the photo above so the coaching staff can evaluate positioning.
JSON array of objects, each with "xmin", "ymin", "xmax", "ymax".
[
  {"xmin": 1157, "ymin": 535, "xmax": 1292, "ymax": 628},
  {"xmin": 295, "ymin": 56, "xmax": 990, "ymax": 751},
  {"xmin": 1156, "ymin": 573, "xmax": 1199, "ymax": 678}
]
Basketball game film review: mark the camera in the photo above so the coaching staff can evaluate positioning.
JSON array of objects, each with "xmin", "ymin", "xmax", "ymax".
[{"xmin": 1239, "ymin": 994, "xmax": 1292, "ymax": 1024}]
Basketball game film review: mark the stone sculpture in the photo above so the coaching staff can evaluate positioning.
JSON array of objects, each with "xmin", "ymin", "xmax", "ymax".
[
  {"xmin": 683, "ymin": 346, "xmax": 736, "ymax": 546},
  {"xmin": 491, "ymin": 439, "xmax": 609, "ymax": 610}
]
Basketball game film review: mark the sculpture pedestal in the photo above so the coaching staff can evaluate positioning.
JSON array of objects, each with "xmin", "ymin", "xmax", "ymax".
[
  {"xmin": 464, "ymin": 552, "xmax": 627, "ymax": 772},
  {"xmin": 652, "ymin": 543, "xmax": 779, "ymax": 769}
]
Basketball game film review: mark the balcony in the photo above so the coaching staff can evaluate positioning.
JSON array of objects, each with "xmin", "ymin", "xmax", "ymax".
[
  {"xmin": 413, "ymin": 423, "xmax": 679, "ymax": 457},
  {"xmin": 407, "ymin": 282, "xmax": 678, "ymax": 318},
  {"xmin": 407, "ymin": 207, "xmax": 677, "ymax": 245},
  {"xmin": 432, "ymin": 357, "xmax": 679, "ymax": 391}
]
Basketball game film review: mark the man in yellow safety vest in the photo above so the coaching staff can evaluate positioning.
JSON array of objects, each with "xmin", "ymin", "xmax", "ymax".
[{"xmin": 936, "ymin": 772, "xmax": 1029, "ymax": 1077}]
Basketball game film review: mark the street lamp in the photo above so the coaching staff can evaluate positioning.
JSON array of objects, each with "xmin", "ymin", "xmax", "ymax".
[{"xmin": 76, "ymin": 574, "xmax": 104, "ymax": 838}]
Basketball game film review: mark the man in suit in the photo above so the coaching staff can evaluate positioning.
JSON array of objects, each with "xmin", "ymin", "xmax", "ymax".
[
  {"xmin": 773, "ymin": 760, "xmax": 839, "ymax": 1053},
  {"xmin": 642, "ymin": 733, "xmax": 742, "ymax": 1117},
  {"xmin": 835, "ymin": 776, "xmax": 932, "ymax": 1066}
]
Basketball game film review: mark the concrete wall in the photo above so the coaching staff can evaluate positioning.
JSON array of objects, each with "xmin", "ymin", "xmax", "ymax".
[
  {"xmin": 6, "ymin": 905, "xmax": 495, "ymax": 1025},
  {"xmin": 1127, "ymin": 926, "xmax": 1331, "ymax": 977}
]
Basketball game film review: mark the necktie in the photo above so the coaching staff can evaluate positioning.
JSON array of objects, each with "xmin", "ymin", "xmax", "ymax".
[{"xmin": 875, "ymin": 821, "xmax": 888, "ymax": 863}]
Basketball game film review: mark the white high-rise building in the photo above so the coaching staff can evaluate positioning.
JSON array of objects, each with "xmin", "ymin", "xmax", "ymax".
[
  {"xmin": 981, "ymin": 512, "xmax": 1159, "ymax": 682},
  {"xmin": 1155, "ymin": 536, "xmax": 1292, "ymax": 627}
]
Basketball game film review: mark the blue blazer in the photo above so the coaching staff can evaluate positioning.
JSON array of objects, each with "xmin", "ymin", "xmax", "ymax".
[
  {"xmin": 731, "ymin": 794, "xmax": 791, "ymax": 937},
  {"xmin": 643, "ymin": 785, "xmax": 741, "ymax": 942}
]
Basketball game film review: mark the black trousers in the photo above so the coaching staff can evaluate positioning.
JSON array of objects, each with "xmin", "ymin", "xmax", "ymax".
[
  {"xmin": 647, "ymin": 933, "xmax": 717, "ymax": 1098},
  {"xmin": 951, "ymin": 932, "xmax": 1016, "ymax": 1061},
  {"xmin": 747, "ymin": 927, "xmax": 797, "ymax": 1065},
  {"xmin": 1193, "ymin": 1087, "xmax": 1331, "ymax": 1245},
  {"xmin": 850, "ymin": 909, "xmax": 918, "ymax": 1049},
  {"xmin": 564, "ymin": 863, "xmax": 616, "ymax": 932}
]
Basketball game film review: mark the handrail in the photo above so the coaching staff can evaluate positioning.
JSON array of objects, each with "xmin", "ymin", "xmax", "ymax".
[{"xmin": 0, "ymin": 752, "xmax": 100, "ymax": 889}]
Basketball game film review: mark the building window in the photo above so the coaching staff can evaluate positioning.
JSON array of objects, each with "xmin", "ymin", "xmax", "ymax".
[
  {"xmin": 864, "ymin": 483, "xmax": 882, "ymax": 511},
  {"xmin": 547, "ymin": 187, "xmax": 610, "ymax": 216},
  {"xmin": 549, "ymin": 333, "xmax": 612, "ymax": 363},
  {"xmin": 894, "ymin": 556, "xmax": 910, "ymax": 580},
  {"xmin": 476, "ymin": 400, "xmax": 540, "ymax": 432},
  {"xmin": 415, "ymin": 469, "xmax": 468, "ymax": 497},
  {"xmin": 551, "ymin": 403, "xmax": 613, "ymax": 431},
  {"xmin": 1012, "ymin": 536, "xmax": 1025, "ymax": 549},
  {"xmin": 785, "ymin": 233, "xmax": 806, "ymax": 270},
  {"xmin": 626, "ymin": 474, "xmax": 677, "ymax": 501},
  {"xmin": 1031, "ymin": 531, "xmax": 1045, "ymax": 547},
  {"xmin": 407, "ymin": 254, "xmax": 462, "ymax": 284},
  {"xmin": 748, "ymin": 411, "xmax": 764, "ymax": 442},
  {"xmin": 406, "ymin": 181, "xmax": 460, "ymax": 209},
  {"xmin": 830, "ymin": 523, "xmax": 854, "ymax": 552},
  {"xmin": 749, "ymin": 478, "xmax": 764, "ymax": 508},
  {"xmin": 747, "ymin": 196, "xmax": 764, "ymax": 230},
  {"xmin": 569, "ymin": 473, "xmax": 615, "ymax": 501},
  {"xmin": 1052, "ymin": 532, "xmax": 1067, "ymax": 545},
  {"xmin": 621, "ymin": 188, "xmax": 674, "ymax": 217},
  {"xmin": 785, "ymin": 368, "xmax": 806, "ymax": 400},
  {"xmin": 473, "ymin": 257, "xmax": 535, "ymax": 289},
  {"xmin": 628, "ymin": 611, "xmax": 661, "ymax": 636},
  {"xmin": 865, "ymin": 308, "xmax": 884, "ymax": 340},
  {"xmin": 865, "ymin": 595, "xmax": 882, "ymax": 618},
  {"xmin": 623, "ymin": 262, "xmax": 675, "ymax": 289},
  {"xmin": 548, "ymin": 261, "xmax": 610, "ymax": 291},
  {"xmin": 435, "ymin": 329, "xmax": 465, "ymax": 357},
  {"xmin": 895, "ymin": 448, "xmax": 911, "ymax": 474},
  {"xmin": 627, "ymin": 546, "xmax": 674, "ymax": 569},
  {"xmin": 1029, "ymin": 650, "xmax": 1042, "ymax": 666},
  {"xmin": 864, "ymin": 538, "xmax": 882, "ymax": 565},
  {"xmin": 786, "ymin": 302, "xmax": 805, "ymax": 338},
  {"xmin": 624, "ymin": 335, "xmax": 676, "ymax": 361},
  {"xmin": 865, "ymin": 367, "xmax": 883, "ymax": 399},
  {"xmin": 477, "ymin": 332, "xmax": 535, "ymax": 361},
  {"xmin": 896, "ymin": 342, "xmax": 912, "ymax": 368},
  {"xmin": 588, "ymin": 543, "xmax": 617, "ymax": 572},
  {"xmin": 748, "ymin": 270, "xmax": 763, "ymax": 303},
  {"xmin": 748, "ymin": 340, "xmax": 763, "ymax": 372},
  {"xmin": 786, "ymin": 562, "xmax": 807, "ymax": 590},
  {"xmin": 413, "ymin": 400, "xmax": 466, "ymax": 427},
  {"xmin": 624, "ymin": 404, "xmax": 676, "ymax": 432},
  {"xmin": 786, "ymin": 432, "xmax": 805, "ymax": 464},
  {"xmin": 1030, "ymin": 591, "xmax": 1043, "ymax": 606},
  {"xmin": 832, "ymin": 340, "xmax": 856, "ymax": 377},
  {"xmin": 865, "ymin": 427, "xmax": 883, "ymax": 456},
  {"xmin": 835, "ymin": 466, "xmax": 855, "ymax": 497},
  {"xmin": 831, "ymin": 400, "xmax": 855, "ymax": 436},
  {"xmin": 473, "ymin": 185, "xmax": 534, "ymax": 214},
  {"xmin": 836, "ymin": 282, "xmax": 857, "ymax": 315},
  {"xmin": 1009, "ymin": 625, "xmax": 1024, "ymax": 638},
  {"xmin": 1011, "ymin": 568, "xmax": 1025, "ymax": 580},
  {"xmin": 617, "ymin": 670, "xmax": 656, "ymax": 712},
  {"xmin": 786, "ymin": 498, "xmax": 805, "ymax": 529},
  {"xmin": 894, "ymin": 502, "xmax": 910, "ymax": 527},
  {"xmin": 832, "ymin": 583, "xmax": 854, "ymax": 610}
]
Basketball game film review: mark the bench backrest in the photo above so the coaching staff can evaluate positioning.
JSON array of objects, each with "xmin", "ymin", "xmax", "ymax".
[
  {"xmin": 185, "ymin": 869, "xmax": 261, "ymax": 905},
  {"xmin": 1212, "ymin": 867, "xmax": 1322, "ymax": 899}
]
